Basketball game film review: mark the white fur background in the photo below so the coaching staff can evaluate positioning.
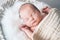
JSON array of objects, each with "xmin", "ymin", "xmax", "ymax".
[{"xmin": 1, "ymin": 1, "xmax": 50, "ymax": 40}]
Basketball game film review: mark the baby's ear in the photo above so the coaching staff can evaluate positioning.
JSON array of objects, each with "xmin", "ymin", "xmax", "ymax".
[{"xmin": 42, "ymin": 6, "xmax": 51, "ymax": 14}]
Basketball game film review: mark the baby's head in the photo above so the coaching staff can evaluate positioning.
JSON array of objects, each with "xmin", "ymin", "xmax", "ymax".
[{"xmin": 19, "ymin": 3, "xmax": 44, "ymax": 27}]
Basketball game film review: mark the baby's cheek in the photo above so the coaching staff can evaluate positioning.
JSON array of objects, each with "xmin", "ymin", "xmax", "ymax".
[
  {"xmin": 35, "ymin": 17, "xmax": 39, "ymax": 21},
  {"xmin": 33, "ymin": 16, "xmax": 37, "ymax": 20},
  {"xmin": 25, "ymin": 21, "xmax": 29, "ymax": 25}
]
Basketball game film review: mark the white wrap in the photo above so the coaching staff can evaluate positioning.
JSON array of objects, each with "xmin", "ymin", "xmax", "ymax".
[{"xmin": 33, "ymin": 8, "xmax": 60, "ymax": 40}]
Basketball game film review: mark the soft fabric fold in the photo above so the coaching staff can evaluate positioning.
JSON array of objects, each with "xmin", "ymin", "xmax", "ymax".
[{"xmin": 33, "ymin": 8, "xmax": 60, "ymax": 40}]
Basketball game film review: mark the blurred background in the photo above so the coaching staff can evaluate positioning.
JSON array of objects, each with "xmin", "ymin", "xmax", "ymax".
[
  {"xmin": 0, "ymin": 0, "xmax": 60, "ymax": 19},
  {"xmin": 0, "ymin": 0, "xmax": 60, "ymax": 40},
  {"xmin": 0, "ymin": 0, "xmax": 60, "ymax": 9},
  {"xmin": 38, "ymin": 0, "xmax": 60, "ymax": 9}
]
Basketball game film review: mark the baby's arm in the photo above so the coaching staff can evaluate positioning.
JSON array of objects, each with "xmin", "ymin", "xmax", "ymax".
[{"xmin": 19, "ymin": 24, "xmax": 33, "ymax": 40}]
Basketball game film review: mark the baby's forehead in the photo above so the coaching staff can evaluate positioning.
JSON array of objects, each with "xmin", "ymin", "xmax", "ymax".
[
  {"xmin": 19, "ymin": 3, "xmax": 37, "ymax": 12},
  {"xmin": 19, "ymin": 4, "xmax": 36, "ymax": 15},
  {"xmin": 21, "ymin": 3, "xmax": 34, "ymax": 8}
]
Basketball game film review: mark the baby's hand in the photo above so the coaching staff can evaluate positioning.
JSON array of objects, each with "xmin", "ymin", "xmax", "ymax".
[
  {"xmin": 42, "ymin": 7, "xmax": 51, "ymax": 14},
  {"xmin": 19, "ymin": 25, "xmax": 33, "ymax": 40}
]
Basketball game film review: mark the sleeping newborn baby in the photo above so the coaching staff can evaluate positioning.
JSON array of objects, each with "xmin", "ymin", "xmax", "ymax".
[{"xmin": 19, "ymin": 3, "xmax": 50, "ymax": 40}]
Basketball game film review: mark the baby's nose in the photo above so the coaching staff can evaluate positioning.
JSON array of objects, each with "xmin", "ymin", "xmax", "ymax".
[{"xmin": 29, "ymin": 17, "xmax": 34, "ymax": 21}]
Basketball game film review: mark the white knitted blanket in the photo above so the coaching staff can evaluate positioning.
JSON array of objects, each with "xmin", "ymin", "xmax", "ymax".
[{"xmin": 33, "ymin": 8, "xmax": 60, "ymax": 40}]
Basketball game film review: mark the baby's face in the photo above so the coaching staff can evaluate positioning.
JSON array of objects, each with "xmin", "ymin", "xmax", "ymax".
[{"xmin": 20, "ymin": 8, "xmax": 43, "ymax": 27}]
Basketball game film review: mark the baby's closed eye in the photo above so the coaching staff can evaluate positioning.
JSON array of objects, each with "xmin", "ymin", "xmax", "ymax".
[{"xmin": 24, "ymin": 18, "xmax": 29, "ymax": 22}]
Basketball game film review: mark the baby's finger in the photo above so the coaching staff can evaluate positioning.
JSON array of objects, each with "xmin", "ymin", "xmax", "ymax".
[
  {"xmin": 21, "ymin": 27, "xmax": 33, "ymax": 39},
  {"xmin": 21, "ymin": 27, "xmax": 30, "ymax": 32}
]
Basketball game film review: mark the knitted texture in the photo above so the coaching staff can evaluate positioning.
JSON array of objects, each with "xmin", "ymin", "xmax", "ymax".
[{"xmin": 33, "ymin": 8, "xmax": 60, "ymax": 40}]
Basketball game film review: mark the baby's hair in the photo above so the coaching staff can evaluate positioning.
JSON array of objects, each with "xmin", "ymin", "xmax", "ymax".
[{"xmin": 19, "ymin": 3, "xmax": 40, "ymax": 18}]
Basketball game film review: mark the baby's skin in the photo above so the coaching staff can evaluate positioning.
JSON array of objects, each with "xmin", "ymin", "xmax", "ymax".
[{"xmin": 19, "ymin": 3, "xmax": 50, "ymax": 39}]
